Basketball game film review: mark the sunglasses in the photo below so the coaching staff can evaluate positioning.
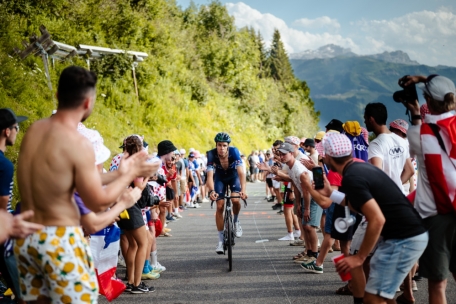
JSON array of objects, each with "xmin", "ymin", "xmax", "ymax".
[{"xmin": 10, "ymin": 125, "xmax": 19, "ymax": 132}]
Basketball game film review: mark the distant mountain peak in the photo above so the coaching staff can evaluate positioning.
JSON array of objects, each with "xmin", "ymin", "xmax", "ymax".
[
  {"xmin": 290, "ymin": 44, "xmax": 419, "ymax": 65},
  {"xmin": 289, "ymin": 44, "xmax": 356, "ymax": 60}
]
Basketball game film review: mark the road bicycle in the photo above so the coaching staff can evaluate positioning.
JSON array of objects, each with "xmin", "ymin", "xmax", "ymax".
[{"xmin": 211, "ymin": 189, "xmax": 247, "ymax": 271}]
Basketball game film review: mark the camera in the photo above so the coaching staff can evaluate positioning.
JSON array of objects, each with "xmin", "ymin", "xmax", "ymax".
[
  {"xmin": 155, "ymin": 174, "xmax": 168, "ymax": 186},
  {"xmin": 150, "ymin": 195, "xmax": 160, "ymax": 206},
  {"xmin": 393, "ymin": 75, "xmax": 418, "ymax": 103}
]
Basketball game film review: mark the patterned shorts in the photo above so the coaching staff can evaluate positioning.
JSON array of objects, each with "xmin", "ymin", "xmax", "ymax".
[{"xmin": 14, "ymin": 226, "xmax": 98, "ymax": 303}]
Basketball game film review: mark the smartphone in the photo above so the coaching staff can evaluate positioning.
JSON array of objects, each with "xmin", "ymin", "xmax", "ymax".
[{"xmin": 312, "ymin": 166, "xmax": 324, "ymax": 190}]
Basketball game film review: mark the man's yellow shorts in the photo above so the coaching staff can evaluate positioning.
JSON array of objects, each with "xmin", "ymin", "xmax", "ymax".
[{"xmin": 14, "ymin": 226, "xmax": 98, "ymax": 303}]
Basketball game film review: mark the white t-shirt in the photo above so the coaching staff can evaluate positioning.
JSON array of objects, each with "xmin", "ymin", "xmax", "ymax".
[
  {"xmin": 282, "ymin": 151, "xmax": 309, "ymax": 173},
  {"xmin": 368, "ymin": 133, "xmax": 409, "ymax": 191},
  {"xmin": 309, "ymin": 151, "xmax": 319, "ymax": 165},
  {"xmin": 287, "ymin": 160, "xmax": 313, "ymax": 196}
]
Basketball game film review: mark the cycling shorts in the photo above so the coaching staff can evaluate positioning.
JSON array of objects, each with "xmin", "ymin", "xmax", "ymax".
[{"xmin": 214, "ymin": 172, "xmax": 241, "ymax": 199}]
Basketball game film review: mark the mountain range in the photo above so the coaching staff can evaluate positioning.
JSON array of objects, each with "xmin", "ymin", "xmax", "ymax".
[{"xmin": 290, "ymin": 44, "xmax": 456, "ymax": 130}]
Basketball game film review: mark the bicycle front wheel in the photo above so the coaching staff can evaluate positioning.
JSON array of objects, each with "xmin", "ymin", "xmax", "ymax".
[{"xmin": 226, "ymin": 214, "xmax": 233, "ymax": 271}]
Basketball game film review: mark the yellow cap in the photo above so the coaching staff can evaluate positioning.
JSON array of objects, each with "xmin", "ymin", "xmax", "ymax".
[
  {"xmin": 343, "ymin": 121, "xmax": 361, "ymax": 136},
  {"xmin": 314, "ymin": 131, "xmax": 326, "ymax": 141}
]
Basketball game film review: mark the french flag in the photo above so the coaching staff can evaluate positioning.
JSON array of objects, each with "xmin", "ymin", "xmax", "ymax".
[{"xmin": 90, "ymin": 225, "xmax": 125, "ymax": 301}]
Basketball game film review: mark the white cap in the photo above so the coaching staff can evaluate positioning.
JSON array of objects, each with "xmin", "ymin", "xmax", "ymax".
[
  {"xmin": 180, "ymin": 148, "xmax": 186, "ymax": 154},
  {"xmin": 418, "ymin": 75, "xmax": 455, "ymax": 102},
  {"xmin": 77, "ymin": 123, "xmax": 111, "ymax": 165},
  {"xmin": 189, "ymin": 148, "xmax": 195, "ymax": 152}
]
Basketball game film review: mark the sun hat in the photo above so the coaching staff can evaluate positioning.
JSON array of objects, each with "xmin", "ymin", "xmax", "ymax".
[
  {"xmin": 323, "ymin": 133, "xmax": 353, "ymax": 158},
  {"xmin": 389, "ymin": 119, "xmax": 409, "ymax": 135},
  {"xmin": 418, "ymin": 75, "xmax": 455, "ymax": 102},
  {"xmin": 0, "ymin": 108, "xmax": 28, "ymax": 130},
  {"xmin": 284, "ymin": 136, "xmax": 300, "ymax": 146},
  {"xmin": 157, "ymin": 140, "xmax": 177, "ymax": 156},
  {"xmin": 314, "ymin": 131, "xmax": 326, "ymax": 141},
  {"xmin": 277, "ymin": 143, "xmax": 295, "ymax": 154},
  {"xmin": 77, "ymin": 123, "xmax": 110, "ymax": 165},
  {"xmin": 343, "ymin": 121, "xmax": 361, "ymax": 136}
]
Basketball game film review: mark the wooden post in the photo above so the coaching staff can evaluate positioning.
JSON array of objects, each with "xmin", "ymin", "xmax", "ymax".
[{"xmin": 132, "ymin": 63, "xmax": 139, "ymax": 101}]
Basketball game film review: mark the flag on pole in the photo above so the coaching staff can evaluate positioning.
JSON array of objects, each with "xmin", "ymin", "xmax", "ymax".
[{"xmin": 90, "ymin": 225, "xmax": 125, "ymax": 301}]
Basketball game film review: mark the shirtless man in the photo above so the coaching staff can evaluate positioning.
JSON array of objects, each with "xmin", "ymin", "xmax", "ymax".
[{"xmin": 14, "ymin": 66, "xmax": 159, "ymax": 303}]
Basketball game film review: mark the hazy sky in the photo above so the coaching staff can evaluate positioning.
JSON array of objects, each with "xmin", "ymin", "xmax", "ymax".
[{"xmin": 176, "ymin": 0, "xmax": 456, "ymax": 67}]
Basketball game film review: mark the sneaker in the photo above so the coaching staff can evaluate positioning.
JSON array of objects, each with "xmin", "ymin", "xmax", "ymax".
[
  {"xmin": 293, "ymin": 230, "xmax": 301, "ymax": 238},
  {"xmin": 412, "ymin": 280, "xmax": 418, "ymax": 291},
  {"xmin": 130, "ymin": 282, "xmax": 149, "ymax": 294},
  {"xmin": 277, "ymin": 210, "xmax": 284, "ymax": 215},
  {"xmin": 174, "ymin": 213, "xmax": 183, "ymax": 219},
  {"xmin": 267, "ymin": 197, "xmax": 275, "ymax": 202},
  {"xmin": 151, "ymin": 262, "xmax": 166, "ymax": 273},
  {"xmin": 193, "ymin": 203, "xmax": 201, "ymax": 208},
  {"xmin": 301, "ymin": 260, "xmax": 323, "ymax": 274},
  {"xmin": 216, "ymin": 241, "xmax": 224, "ymax": 254},
  {"xmin": 202, "ymin": 198, "xmax": 210, "ymax": 203},
  {"xmin": 278, "ymin": 234, "xmax": 294, "ymax": 241},
  {"xmin": 124, "ymin": 283, "xmax": 133, "ymax": 292},
  {"xmin": 294, "ymin": 255, "xmax": 315, "ymax": 264},
  {"xmin": 141, "ymin": 271, "xmax": 160, "ymax": 280},
  {"xmin": 234, "ymin": 221, "xmax": 243, "ymax": 237},
  {"xmin": 166, "ymin": 216, "xmax": 175, "ymax": 222},
  {"xmin": 289, "ymin": 239, "xmax": 304, "ymax": 246},
  {"xmin": 272, "ymin": 203, "xmax": 281, "ymax": 210}
]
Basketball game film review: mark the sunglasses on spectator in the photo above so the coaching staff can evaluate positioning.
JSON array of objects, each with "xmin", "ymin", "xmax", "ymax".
[{"xmin": 10, "ymin": 125, "xmax": 19, "ymax": 132}]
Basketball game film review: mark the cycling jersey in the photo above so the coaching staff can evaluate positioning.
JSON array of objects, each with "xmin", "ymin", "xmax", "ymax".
[
  {"xmin": 207, "ymin": 146, "xmax": 243, "ymax": 197},
  {"xmin": 206, "ymin": 147, "xmax": 242, "ymax": 175}
]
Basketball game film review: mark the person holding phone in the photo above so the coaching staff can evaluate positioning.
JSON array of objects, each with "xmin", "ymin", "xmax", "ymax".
[{"xmin": 274, "ymin": 142, "xmax": 323, "ymax": 262}]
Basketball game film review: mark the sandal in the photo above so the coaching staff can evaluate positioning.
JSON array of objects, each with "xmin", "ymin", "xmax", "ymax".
[
  {"xmin": 292, "ymin": 251, "xmax": 305, "ymax": 260},
  {"xmin": 396, "ymin": 293, "xmax": 415, "ymax": 304},
  {"xmin": 335, "ymin": 283, "xmax": 353, "ymax": 295}
]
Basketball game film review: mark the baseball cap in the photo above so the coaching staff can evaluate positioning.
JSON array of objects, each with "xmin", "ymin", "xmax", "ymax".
[
  {"xmin": 277, "ymin": 142, "xmax": 294, "ymax": 154},
  {"xmin": 77, "ymin": 123, "xmax": 110, "ymax": 165},
  {"xmin": 157, "ymin": 140, "xmax": 177, "ymax": 156},
  {"xmin": 303, "ymin": 138, "xmax": 315, "ymax": 148},
  {"xmin": 189, "ymin": 148, "xmax": 195, "ymax": 152},
  {"xmin": 418, "ymin": 75, "xmax": 455, "ymax": 102},
  {"xmin": 0, "ymin": 108, "xmax": 28, "ymax": 130},
  {"xmin": 343, "ymin": 121, "xmax": 361, "ymax": 136},
  {"xmin": 390, "ymin": 119, "xmax": 409, "ymax": 135},
  {"xmin": 180, "ymin": 148, "xmax": 186, "ymax": 155},
  {"xmin": 314, "ymin": 131, "xmax": 326, "ymax": 141},
  {"xmin": 284, "ymin": 136, "xmax": 300, "ymax": 146},
  {"xmin": 188, "ymin": 152, "xmax": 195, "ymax": 158},
  {"xmin": 323, "ymin": 133, "xmax": 353, "ymax": 158},
  {"xmin": 325, "ymin": 119, "xmax": 344, "ymax": 132}
]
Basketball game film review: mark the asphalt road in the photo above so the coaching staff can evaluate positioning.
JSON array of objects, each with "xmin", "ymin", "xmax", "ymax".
[{"xmin": 101, "ymin": 182, "xmax": 456, "ymax": 304}]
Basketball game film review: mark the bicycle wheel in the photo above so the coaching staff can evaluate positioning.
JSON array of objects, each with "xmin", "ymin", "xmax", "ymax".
[{"xmin": 226, "ymin": 213, "xmax": 233, "ymax": 271}]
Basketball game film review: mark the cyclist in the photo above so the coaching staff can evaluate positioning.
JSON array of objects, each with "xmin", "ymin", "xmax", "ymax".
[{"xmin": 206, "ymin": 132, "xmax": 248, "ymax": 254}]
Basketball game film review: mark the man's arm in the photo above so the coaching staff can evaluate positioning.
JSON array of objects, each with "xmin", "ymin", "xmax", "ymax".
[
  {"xmin": 80, "ymin": 187, "xmax": 141, "ymax": 234},
  {"xmin": 401, "ymin": 158, "xmax": 414, "ymax": 184},
  {"xmin": 99, "ymin": 170, "xmax": 120, "ymax": 185},
  {"xmin": 0, "ymin": 196, "xmax": 8, "ymax": 210},
  {"xmin": 274, "ymin": 169, "xmax": 292, "ymax": 182},
  {"xmin": 369, "ymin": 157, "xmax": 383, "ymax": 170},
  {"xmin": 236, "ymin": 165, "xmax": 247, "ymax": 199},
  {"xmin": 336, "ymin": 199, "xmax": 385, "ymax": 274},
  {"xmin": 74, "ymin": 142, "xmax": 157, "ymax": 213}
]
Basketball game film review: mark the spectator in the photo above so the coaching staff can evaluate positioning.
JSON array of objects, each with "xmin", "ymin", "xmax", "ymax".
[{"xmin": 401, "ymin": 74, "xmax": 456, "ymax": 304}]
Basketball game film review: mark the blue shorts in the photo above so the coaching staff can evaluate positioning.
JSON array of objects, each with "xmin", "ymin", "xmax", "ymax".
[
  {"xmin": 366, "ymin": 232, "xmax": 428, "ymax": 299},
  {"xmin": 214, "ymin": 172, "xmax": 241, "ymax": 198},
  {"xmin": 302, "ymin": 199, "xmax": 323, "ymax": 227},
  {"xmin": 324, "ymin": 203, "xmax": 336, "ymax": 234}
]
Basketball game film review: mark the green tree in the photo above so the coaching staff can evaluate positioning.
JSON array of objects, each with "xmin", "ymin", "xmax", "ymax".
[{"xmin": 266, "ymin": 29, "xmax": 294, "ymax": 84}]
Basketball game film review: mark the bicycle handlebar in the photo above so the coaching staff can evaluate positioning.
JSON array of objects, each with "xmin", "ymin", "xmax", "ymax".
[{"xmin": 211, "ymin": 197, "xmax": 247, "ymax": 209}]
